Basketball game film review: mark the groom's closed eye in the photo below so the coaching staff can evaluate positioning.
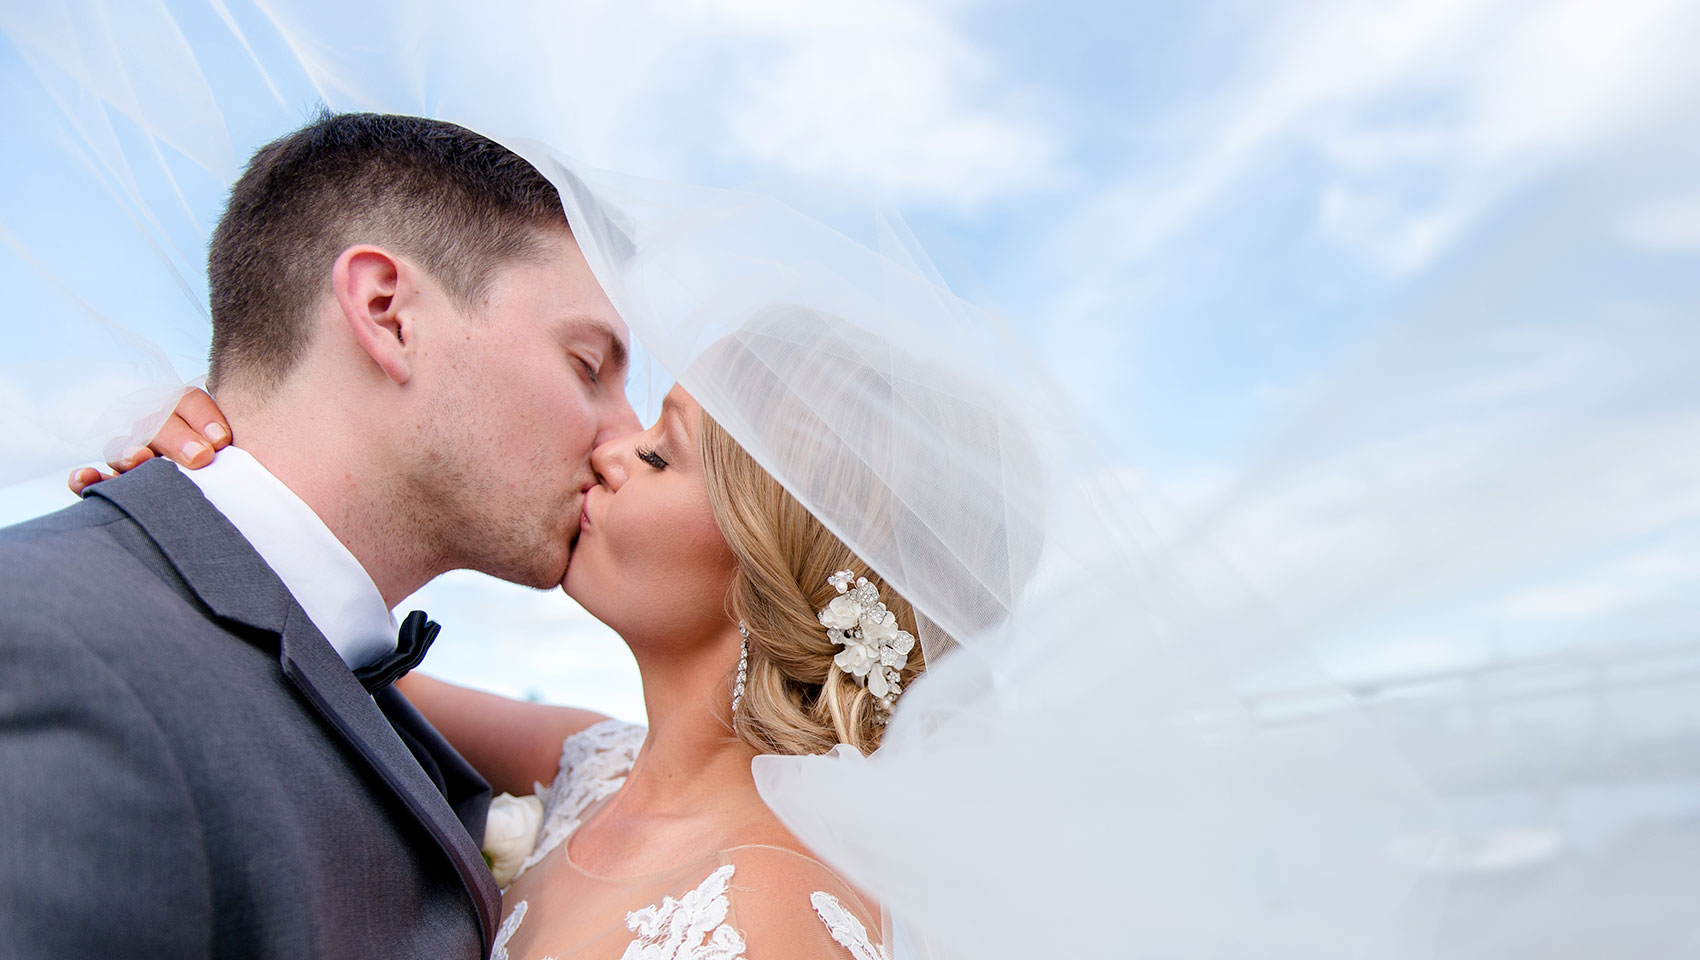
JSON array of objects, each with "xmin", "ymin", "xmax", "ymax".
[{"xmin": 569, "ymin": 318, "xmax": 629, "ymax": 383}]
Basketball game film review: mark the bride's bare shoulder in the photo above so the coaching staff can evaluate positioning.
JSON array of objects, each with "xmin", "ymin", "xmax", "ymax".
[{"xmin": 720, "ymin": 845, "xmax": 884, "ymax": 960}]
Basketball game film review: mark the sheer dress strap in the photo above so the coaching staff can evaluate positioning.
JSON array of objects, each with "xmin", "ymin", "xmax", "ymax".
[{"xmin": 517, "ymin": 719, "xmax": 646, "ymax": 879}]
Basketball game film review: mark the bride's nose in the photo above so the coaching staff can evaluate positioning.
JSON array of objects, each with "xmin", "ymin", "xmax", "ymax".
[{"xmin": 588, "ymin": 435, "xmax": 629, "ymax": 490}]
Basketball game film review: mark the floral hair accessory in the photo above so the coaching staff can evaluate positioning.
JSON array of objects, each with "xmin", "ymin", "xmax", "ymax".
[{"xmin": 818, "ymin": 569, "xmax": 915, "ymax": 721}]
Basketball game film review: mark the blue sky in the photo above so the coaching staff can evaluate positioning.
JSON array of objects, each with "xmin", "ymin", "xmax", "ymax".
[{"xmin": 2, "ymin": 0, "xmax": 1697, "ymax": 722}]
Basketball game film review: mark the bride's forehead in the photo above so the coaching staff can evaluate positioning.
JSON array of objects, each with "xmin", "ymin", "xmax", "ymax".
[
  {"xmin": 657, "ymin": 383, "xmax": 700, "ymax": 428},
  {"xmin": 663, "ymin": 383, "xmax": 697, "ymax": 408}
]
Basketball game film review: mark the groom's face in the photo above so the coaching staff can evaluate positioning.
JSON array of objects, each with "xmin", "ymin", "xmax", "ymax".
[{"xmin": 410, "ymin": 227, "xmax": 640, "ymax": 589}]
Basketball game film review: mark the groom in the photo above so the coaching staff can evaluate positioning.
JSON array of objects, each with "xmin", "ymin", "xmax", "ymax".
[{"xmin": 0, "ymin": 114, "xmax": 638, "ymax": 958}]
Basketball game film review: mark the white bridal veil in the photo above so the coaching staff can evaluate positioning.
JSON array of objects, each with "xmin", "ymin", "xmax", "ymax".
[{"xmin": 5, "ymin": 2, "xmax": 1700, "ymax": 958}]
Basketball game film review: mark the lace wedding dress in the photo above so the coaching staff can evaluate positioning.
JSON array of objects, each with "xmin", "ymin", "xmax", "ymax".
[{"xmin": 490, "ymin": 721, "xmax": 885, "ymax": 960}]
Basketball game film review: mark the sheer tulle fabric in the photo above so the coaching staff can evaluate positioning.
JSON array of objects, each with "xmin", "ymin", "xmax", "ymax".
[{"xmin": 5, "ymin": 4, "xmax": 1700, "ymax": 959}]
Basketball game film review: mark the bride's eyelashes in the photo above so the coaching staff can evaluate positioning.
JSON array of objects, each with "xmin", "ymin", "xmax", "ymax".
[{"xmin": 635, "ymin": 445, "xmax": 669, "ymax": 470}]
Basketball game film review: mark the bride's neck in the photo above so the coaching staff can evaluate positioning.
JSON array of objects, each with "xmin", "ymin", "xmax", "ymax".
[{"xmin": 618, "ymin": 635, "xmax": 761, "ymax": 815}]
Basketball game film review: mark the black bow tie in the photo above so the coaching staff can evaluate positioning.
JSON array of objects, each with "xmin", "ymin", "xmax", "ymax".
[{"xmin": 355, "ymin": 610, "xmax": 440, "ymax": 694}]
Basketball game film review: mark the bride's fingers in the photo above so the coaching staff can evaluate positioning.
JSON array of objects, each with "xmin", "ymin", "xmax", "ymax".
[
  {"xmin": 64, "ymin": 387, "xmax": 230, "ymax": 494},
  {"xmin": 66, "ymin": 465, "xmax": 112, "ymax": 497},
  {"xmin": 65, "ymin": 444, "xmax": 151, "ymax": 496},
  {"xmin": 147, "ymin": 415, "xmax": 216, "ymax": 469},
  {"xmin": 109, "ymin": 445, "xmax": 156, "ymax": 474},
  {"xmin": 168, "ymin": 388, "xmax": 232, "ymax": 451}
]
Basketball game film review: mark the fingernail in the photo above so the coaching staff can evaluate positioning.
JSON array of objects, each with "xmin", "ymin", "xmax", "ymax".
[
  {"xmin": 121, "ymin": 446, "xmax": 149, "ymax": 465},
  {"xmin": 183, "ymin": 440, "xmax": 209, "ymax": 462},
  {"xmin": 204, "ymin": 422, "xmax": 228, "ymax": 444}
]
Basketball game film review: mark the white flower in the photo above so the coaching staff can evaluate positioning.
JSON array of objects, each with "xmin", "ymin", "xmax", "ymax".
[
  {"xmin": 834, "ymin": 640, "xmax": 878, "ymax": 677},
  {"xmin": 868, "ymin": 668, "xmax": 891, "ymax": 698},
  {"xmin": 819, "ymin": 594, "xmax": 862, "ymax": 629},
  {"xmin": 861, "ymin": 611, "xmax": 899, "ymax": 644},
  {"xmin": 482, "ymin": 792, "xmax": 544, "ymax": 887},
  {"xmin": 816, "ymin": 571, "xmax": 911, "ymax": 719}
]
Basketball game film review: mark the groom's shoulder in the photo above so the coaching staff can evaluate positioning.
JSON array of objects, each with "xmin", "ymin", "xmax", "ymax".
[
  {"xmin": 0, "ymin": 474, "xmax": 202, "ymax": 627},
  {"xmin": 0, "ymin": 490, "xmax": 127, "ymax": 547},
  {"xmin": 0, "ymin": 459, "xmax": 203, "ymax": 561},
  {"xmin": 0, "ymin": 494, "xmax": 136, "ymax": 580}
]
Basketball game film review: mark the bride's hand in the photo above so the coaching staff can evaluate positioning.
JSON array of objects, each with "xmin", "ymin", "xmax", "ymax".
[{"xmin": 67, "ymin": 388, "xmax": 233, "ymax": 495}]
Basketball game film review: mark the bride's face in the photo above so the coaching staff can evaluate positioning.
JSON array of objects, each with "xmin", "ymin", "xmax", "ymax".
[{"xmin": 564, "ymin": 384, "xmax": 738, "ymax": 644}]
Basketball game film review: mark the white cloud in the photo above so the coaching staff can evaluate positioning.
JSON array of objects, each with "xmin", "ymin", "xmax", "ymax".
[
  {"xmin": 1497, "ymin": 583, "xmax": 1643, "ymax": 621},
  {"xmin": 1619, "ymin": 192, "xmax": 1700, "ymax": 252},
  {"xmin": 1495, "ymin": 532, "xmax": 1700, "ymax": 622},
  {"xmin": 1156, "ymin": 294, "xmax": 1700, "ymax": 649},
  {"xmin": 1036, "ymin": 0, "xmax": 1700, "ymax": 345},
  {"xmin": 701, "ymin": 0, "xmax": 1060, "ymax": 206},
  {"xmin": 264, "ymin": 0, "xmax": 1060, "ymax": 209}
]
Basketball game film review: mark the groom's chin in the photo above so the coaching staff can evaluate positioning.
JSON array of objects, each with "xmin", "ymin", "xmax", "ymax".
[
  {"xmin": 556, "ymin": 535, "xmax": 580, "ymax": 585},
  {"xmin": 559, "ymin": 549, "xmax": 593, "ymax": 601},
  {"xmin": 486, "ymin": 540, "xmax": 572, "ymax": 593}
]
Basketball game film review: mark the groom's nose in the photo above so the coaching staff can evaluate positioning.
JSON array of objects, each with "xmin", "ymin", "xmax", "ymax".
[{"xmin": 594, "ymin": 395, "xmax": 642, "ymax": 448}]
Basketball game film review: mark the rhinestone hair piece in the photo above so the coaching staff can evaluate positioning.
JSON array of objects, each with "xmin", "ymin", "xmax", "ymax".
[{"xmin": 817, "ymin": 570, "xmax": 916, "ymax": 722}]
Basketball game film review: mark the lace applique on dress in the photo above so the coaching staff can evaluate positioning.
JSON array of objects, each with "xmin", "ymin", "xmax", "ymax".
[
  {"xmin": 621, "ymin": 863, "xmax": 747, "ymax": 960},
  {"xmin": 515, "ymin": 719, "xmax": 647, "ymax": 881},
  {"xmin": 491, "ymin": 899, "xmax": 529, "ymax": 960},
  {"xmin": 810, "ymin": 891, "xmax": 886, "ymax": 960}
]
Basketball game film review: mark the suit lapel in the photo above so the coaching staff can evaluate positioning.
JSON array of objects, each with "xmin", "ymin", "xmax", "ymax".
[
  {"xmin": 278, "ymin": 604, "xmax": 502, "ymax": 946},
  {"xmin": 88, "ymin": 461, "xmax": 502, "ymax": 950}
]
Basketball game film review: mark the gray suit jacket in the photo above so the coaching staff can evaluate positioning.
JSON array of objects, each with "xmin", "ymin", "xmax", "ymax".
[{"xmin": 0, "ymin": 459, "xmax": 502, "ymax": 958}]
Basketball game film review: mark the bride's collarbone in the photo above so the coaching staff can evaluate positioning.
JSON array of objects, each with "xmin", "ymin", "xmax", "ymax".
[{"xmin": 565, "ymin": 801, "xmax": 799, "ymax": 880}]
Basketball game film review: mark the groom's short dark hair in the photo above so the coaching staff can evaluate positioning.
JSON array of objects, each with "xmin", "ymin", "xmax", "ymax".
[{"xmin": 207, "ymin": 111, "xmax": 568, "ymax": 392}]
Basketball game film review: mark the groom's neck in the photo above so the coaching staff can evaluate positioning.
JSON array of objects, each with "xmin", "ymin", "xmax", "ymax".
[{"xmin": 221, "ymin": 394, "xmax": 438, "ymax": 609}]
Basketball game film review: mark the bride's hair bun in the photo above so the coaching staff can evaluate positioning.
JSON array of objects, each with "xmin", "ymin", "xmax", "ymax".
[
  {"xmin": 691, "ymin": 305, "xmax": 1043, "ymax": 755},
  {"xmin": 699, "ymin": 409, "xmax": 924, "ymax": 755}
]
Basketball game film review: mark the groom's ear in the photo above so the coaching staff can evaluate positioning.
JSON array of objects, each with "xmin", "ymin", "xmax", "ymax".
[{"xmin": 332, "ymin": 245, "xmax": 414, "ymax": 385}]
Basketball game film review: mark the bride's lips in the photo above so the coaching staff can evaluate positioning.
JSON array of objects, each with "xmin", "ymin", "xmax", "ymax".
[
  {"xmin": 578, "ymin": 486, "xmax": 596, "ymax": 535},
  {"xmin": 568, "ymin": 486, "xmax": 595, "ymax": 560}
]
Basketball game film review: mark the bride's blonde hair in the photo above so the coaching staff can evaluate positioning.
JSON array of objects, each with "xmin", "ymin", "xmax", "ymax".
[
  {"xmin": 699, "ymin": 409, "xmax": 925, "ymax": 755},
  {"xmin": 690, "ymin": 306, "xmax": 1041, "ymax": 756}
]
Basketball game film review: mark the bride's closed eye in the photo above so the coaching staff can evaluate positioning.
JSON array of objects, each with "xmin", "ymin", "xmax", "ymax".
[{"xmin": 635, "ymin": 446, "xmax": 669, "ymax": 470}]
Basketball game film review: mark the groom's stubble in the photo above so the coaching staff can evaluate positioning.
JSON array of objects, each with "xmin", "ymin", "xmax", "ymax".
[{"xmin": 387, "ymin": 227, "xmax": 638, "ymax": 592}]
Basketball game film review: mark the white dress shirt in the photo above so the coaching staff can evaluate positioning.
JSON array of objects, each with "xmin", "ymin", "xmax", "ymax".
[{"xmin": 178, "ymin": 446, "xmax": 398, "ymax": 671}]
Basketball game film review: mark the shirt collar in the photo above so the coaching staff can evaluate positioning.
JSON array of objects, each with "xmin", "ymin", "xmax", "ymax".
[{"xmin": 178, "ymin": 447, "xmax": 398, "ymax": 670}]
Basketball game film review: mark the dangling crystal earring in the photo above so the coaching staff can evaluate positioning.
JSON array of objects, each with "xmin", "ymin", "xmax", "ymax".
[{"xmin": 732, "ymin": 621, "xmax": 750, "ymax": 714}]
